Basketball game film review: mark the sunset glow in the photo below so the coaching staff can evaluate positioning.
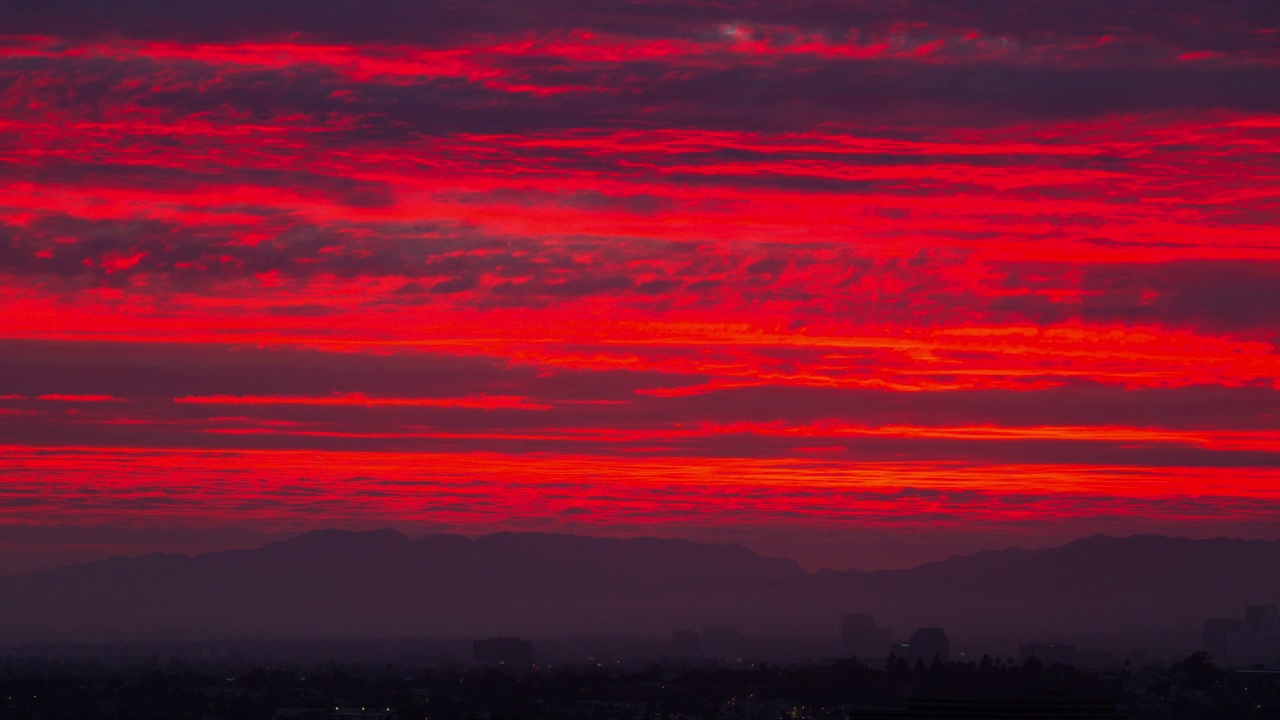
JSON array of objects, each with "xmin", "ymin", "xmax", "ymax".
[{"xmin": 1, "ymin": 1, "xmax": 1277, "ymax": 573}]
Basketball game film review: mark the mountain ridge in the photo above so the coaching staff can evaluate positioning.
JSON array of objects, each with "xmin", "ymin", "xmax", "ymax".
[{"xmin": 1, "ymin": 530, "xmax": 1277, "ymax": 652}]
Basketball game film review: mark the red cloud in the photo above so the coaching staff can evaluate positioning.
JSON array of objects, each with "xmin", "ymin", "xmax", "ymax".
[{"xmin": 0, "ymin": 0, "xmax": 1276, "ymax": 566}]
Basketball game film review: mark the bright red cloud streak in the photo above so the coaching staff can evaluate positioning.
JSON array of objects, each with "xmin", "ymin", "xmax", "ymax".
[
  {"xmin": 174, "ymin": 393, "xmax": 550, "ymax": 410},
  {"xmin": 0, "ymin": 6, "xmax": 1277, "ymax": 571}
]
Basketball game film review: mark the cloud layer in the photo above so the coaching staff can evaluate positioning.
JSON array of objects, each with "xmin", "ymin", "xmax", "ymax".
[{"xmin": 0, "ymin": 0, "xmax": 1277, "ymax": 571}]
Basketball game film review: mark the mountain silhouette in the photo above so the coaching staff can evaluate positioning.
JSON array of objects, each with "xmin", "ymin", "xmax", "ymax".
[{"xmin": 1, "ymin": 531, "xmax": 1276, "ymax": 652}]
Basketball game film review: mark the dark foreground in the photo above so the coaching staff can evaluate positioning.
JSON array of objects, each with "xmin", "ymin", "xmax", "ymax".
[{"xmin": 0, "ymin": 653, "xmax": 1276, "ymax": 720}]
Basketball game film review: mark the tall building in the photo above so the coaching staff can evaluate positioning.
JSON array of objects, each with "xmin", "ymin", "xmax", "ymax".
[
  {"xmin": 896, "ymin": 627, "xmax": 950, "ymax": 665},
  {"xmin": 1204, "ymin": 606, "xmax": 1280, "ymax": 667},
  {"xmin": 1203, "ymin": 618, "xmax": 1245, "ymax": 665},
  {"xmin": 841, "ymin": 613, "xmax": 891, "ymax": 660}
]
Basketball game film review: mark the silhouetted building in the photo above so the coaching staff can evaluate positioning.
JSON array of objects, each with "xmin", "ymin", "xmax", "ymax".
[
  {"xmin": 1204, "ymin": 606, "xmax": 1280, "ymax": 667},
  {"xmin": 671, "ymin": 629, "xmax": 702, "ymax": 658},
  {"xmin": 894, "ymin": 627, "xmax": 949, "ymax": 665},
  {"xmin": 702, "ymin": 624, "xmax": 747, "ymax": 658},
  {"xmin": 842, "ymin": 613, "xmax": 891, "ymax": 660},
  {"xmin": 1019, "ymin": 642, "xmax": 1077, "ymax": 666},
  {"xmin": 473, "ymin": 636, "xmax": 534, "ymax": 665}
]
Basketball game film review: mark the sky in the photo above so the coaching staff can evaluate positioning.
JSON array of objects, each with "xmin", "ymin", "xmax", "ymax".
[{"xmin": 0, "ymin": 0, "xmax": 1278, "ymax": 575}]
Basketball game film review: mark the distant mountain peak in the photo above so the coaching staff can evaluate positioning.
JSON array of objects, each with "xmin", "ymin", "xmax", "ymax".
[{"xmin": 1, "ymin": 531, "xmax": 1276, "ymax": 648}]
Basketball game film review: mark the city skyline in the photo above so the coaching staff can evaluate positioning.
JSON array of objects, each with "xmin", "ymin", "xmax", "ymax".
[{"xmin": 2, "ymin": 528, "xmax": 1278, "ymax": 661}]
